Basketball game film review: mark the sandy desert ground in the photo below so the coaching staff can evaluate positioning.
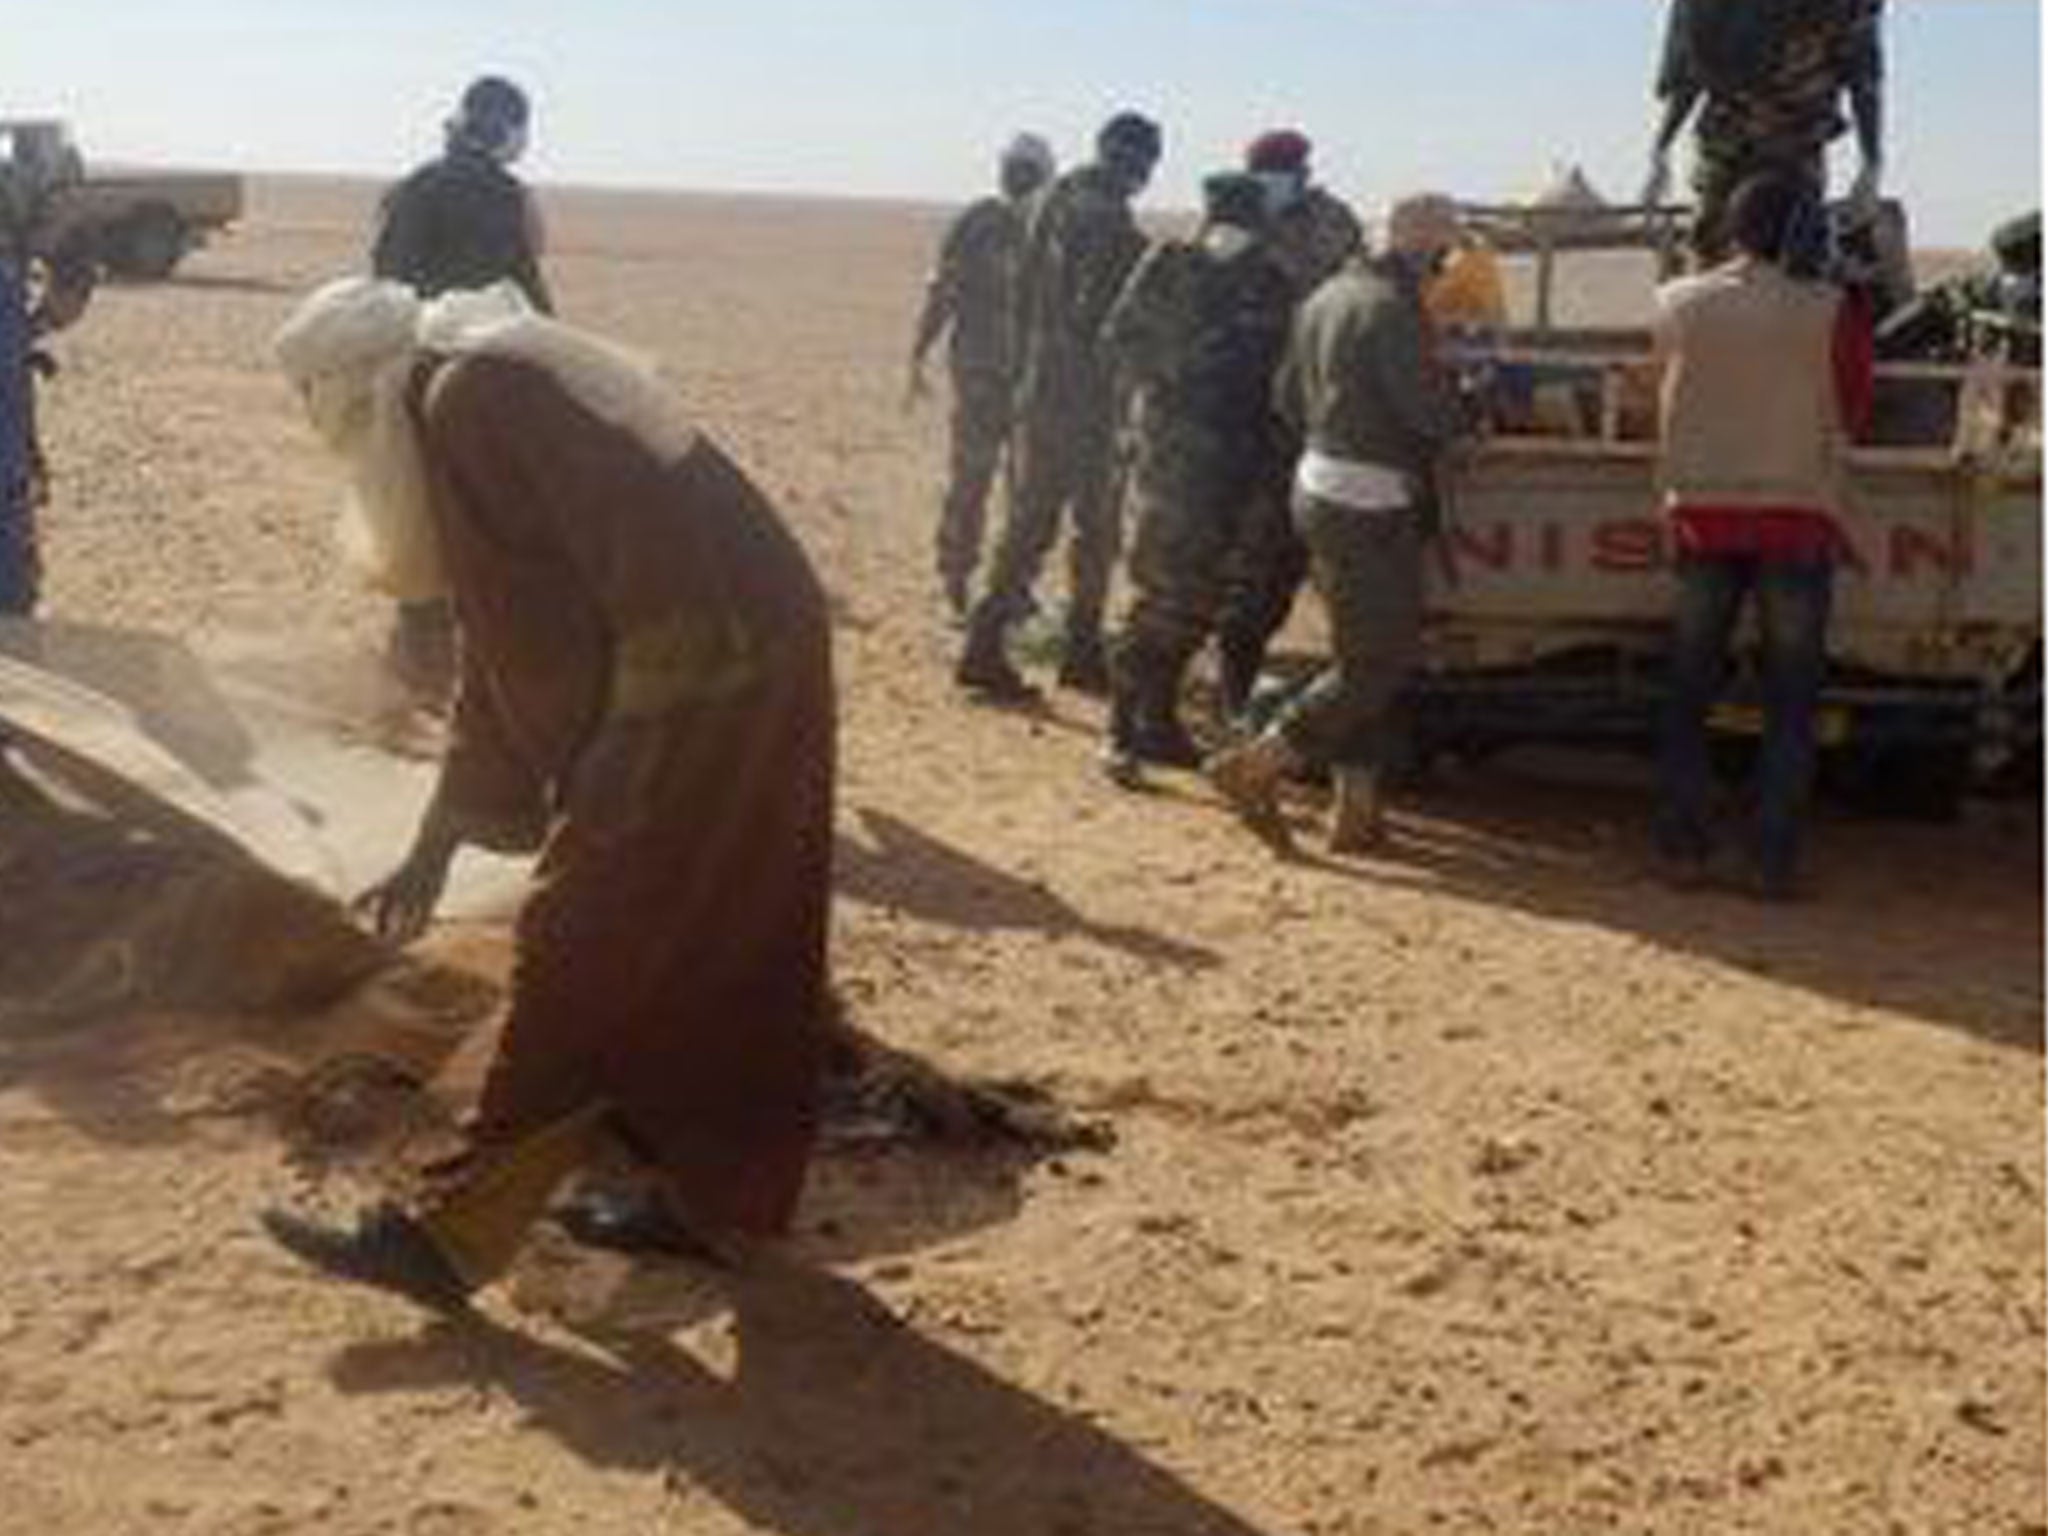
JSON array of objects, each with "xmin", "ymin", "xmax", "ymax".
[{"xmin": 0, "ymin": 176, "xmax": 2042, "ymax": 1534}]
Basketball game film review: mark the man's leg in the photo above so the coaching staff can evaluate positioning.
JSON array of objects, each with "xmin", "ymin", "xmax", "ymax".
[
  {"xmin": 1215, "ymin": 477, "xmax": 1308, "ymax": 719},
  {"xmin": 1108, "ymin": 458, "xmax": 1232, "ymax": 773},
  {"xmin": 1208, "ymin": 495, "xmax": 1423, "ymax": 852},
  {"xmin": 937, "ymin": 368, "xmax": 1009, "ymax": 617},
  {"xmin": 1060, "ymin": 412, "xmax": 1124, "ymax": 695},
  {"xmin": 0, "ymin": 481, "xmax": 38, "ymax": 617},
  {"xmin": 1275, "ymin": 499, "xmax": 1424, "ymax": 777},
  {"xmin": 958, "ymin": 407, "xmax": 1072, "ymax": 697},
  {"xmin": 1752, "ymin": 559, "xmax": 1833, "ymax": 896},
  {"xmin": 1655, "ymin": 555, "xmax": 1748, "ymax": 870}
]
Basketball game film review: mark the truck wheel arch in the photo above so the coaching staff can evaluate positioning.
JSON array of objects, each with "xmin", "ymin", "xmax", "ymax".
[{"xmin": 109, "ymin": 202, "xmax": 188, "ymax": 280}]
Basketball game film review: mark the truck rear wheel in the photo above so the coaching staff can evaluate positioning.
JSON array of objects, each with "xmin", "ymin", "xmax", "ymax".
[
  {"xmin": 1823, "ymin": 738, "xmax": 1971, "ymax": 823},
  {"xmin": 110, "ymin": 206, "xmax": 188, "ymax": 281}
]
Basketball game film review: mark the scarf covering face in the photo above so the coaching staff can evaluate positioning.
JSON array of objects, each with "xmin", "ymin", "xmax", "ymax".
[{"xmin": 274, "ymin": 276, "xmax": 679, "ymax": 601}]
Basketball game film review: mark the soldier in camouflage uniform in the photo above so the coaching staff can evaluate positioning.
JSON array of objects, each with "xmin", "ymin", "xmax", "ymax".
[
  {"xmin": 908, "ymin": 133, "xmax": 1056, "ymax": 618},
  {"xmin": 1644, "ymin": 0, "xmax": 1885, "ymax": 262},
  {"xmin": 956, "ymin": 111, "xmax": 1162, "ymax": 701},
  {"xmin": 1101, "ymin": 172, "xmax": 1295, "ymax": 781},
  {"xmin": 1213, "ymin": 130, "xmax": 1365, "ymax": 719}
]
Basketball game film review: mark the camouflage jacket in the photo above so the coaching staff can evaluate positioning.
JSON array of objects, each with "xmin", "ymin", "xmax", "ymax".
[
  {"xmin": 912, "ymin": 194, "xmax": 1028, "ymax": 379},
  {"xmin": 1014, "ymin": 164, "xmax": 1149, "ymax": 414},
  {"xmin": 1266, "ymin": 186, "xmax": 1364, "ymax": 301},
  {"xmin": 1660, "ymin": 0, "xmax": 1883, "ymax": 164},
  {"xmin": 1105, "ymin": 235, "xmax": 1296, "ymax": 476}
]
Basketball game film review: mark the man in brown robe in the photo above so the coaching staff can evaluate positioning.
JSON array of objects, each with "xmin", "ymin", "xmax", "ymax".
[{"xmin": 262, "ymin": 278, "xmax": 833, "ymax": 1309}]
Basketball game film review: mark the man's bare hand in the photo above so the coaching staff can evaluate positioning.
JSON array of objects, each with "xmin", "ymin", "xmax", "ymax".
[{"xmin": 354, "ymin": 817, "xmax": 459, "ymax": 944}]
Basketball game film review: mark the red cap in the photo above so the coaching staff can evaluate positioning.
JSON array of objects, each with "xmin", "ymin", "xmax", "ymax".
[{"xmin": 1245, "ymin": 129, "xmax": 1311, "ymax": 174}]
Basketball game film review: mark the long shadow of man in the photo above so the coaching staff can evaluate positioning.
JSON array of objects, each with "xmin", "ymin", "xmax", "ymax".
[
  {"xmin": 332, "ymin": 1256, "xmax": 1277, "ymax": 1536},
  {"xmin": 836, "ymin": 807, "xmax": 1219, "ymax": 972}
]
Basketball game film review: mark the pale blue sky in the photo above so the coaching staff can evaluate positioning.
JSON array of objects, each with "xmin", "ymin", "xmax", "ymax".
[{"xmin": 1, "ymin": 1, "xmax": 2038, "ymax": 246}]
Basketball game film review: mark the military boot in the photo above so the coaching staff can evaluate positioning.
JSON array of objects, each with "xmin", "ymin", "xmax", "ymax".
[
  {"xmin": 1129, "ymin": 659, "xmax": 1202, "ymax": 768},
  {"xmin": 955, "ymin": 603, "xmax": 1038, "ymax": 702},
  {"xmin": 1329, "ymin": 765, "xmax": 1387, "ymax": 854}
]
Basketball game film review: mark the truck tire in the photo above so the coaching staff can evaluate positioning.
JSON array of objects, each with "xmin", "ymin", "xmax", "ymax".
[
  {"xmin": 1824, "ymin": 737, "xmax": 1971, "ymax": 823},
  {"xmin": 110, "ymin": 206, "xmax": 188, "ymax": 281}
]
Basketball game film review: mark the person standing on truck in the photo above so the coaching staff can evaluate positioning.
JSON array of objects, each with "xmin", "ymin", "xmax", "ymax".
[
  {"xmin": 1099, "ymin": 170, "xmax": 1295, "ymax": 782},
  {"xmin": 1641, "ymin": 0, "xmax": 1885, "ymax": 262},
  {"xmin": 955, "ymin": 111, "xmax": 1162, "ymax": 702},
  {"xmin": 1652, "ymin": 171, "xmax": 1874, "ymax": 899},
  {"xmin": 905, "ymin": 133, "xmax": 1056, "ymax": 620},
  {"xmin": 370, "ymin": 75, "xmax": 554, "ymax": 703},
  {"xmin": 1205, "ymin": 194, "xmax": 1465, "ymax": 856},
  {"xmin": 1213, "ymin": 128, "xmax": 1364, "ymax": 721}
]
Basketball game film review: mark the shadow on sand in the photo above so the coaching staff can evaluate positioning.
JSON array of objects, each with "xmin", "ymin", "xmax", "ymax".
[
  {"xmin": 835, "ymin": 806, "xmax": 1219, "ymax": 971},
  {"xmin": 1340, "ymin": 760, "xmax": 2044, "ymax": 1053},
  {"xmin": 330, "ymin": 1256, "xmax": 1274, "ymax": 1536}
]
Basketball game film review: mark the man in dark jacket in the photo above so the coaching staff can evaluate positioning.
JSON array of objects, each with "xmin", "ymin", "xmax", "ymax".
[
  {"xmin": 371, "ymin": 75, "xmax": 553, "ymax": 702},
  {"xmin": 1205, "ymin": 194, "xmax": 1464, "ymax": 856},
  {"xmin": 373, "ymin": 76, "xmax": 553, "ymax": 312}
]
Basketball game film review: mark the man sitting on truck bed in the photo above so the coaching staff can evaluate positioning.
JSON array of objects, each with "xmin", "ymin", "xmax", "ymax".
[{"xmin": 1652, "ymin": 171, "xmax": 1873, "ymax": 899}]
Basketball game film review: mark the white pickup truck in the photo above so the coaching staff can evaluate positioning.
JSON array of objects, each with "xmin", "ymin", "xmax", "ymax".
[{"xmin": 1414, "ymin": 205, "xmax": 2040, "ymax": 816}]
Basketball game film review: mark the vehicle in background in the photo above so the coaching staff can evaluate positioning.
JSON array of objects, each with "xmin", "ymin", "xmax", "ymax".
[
  {"xmin": 1414, "ymin": 200, "xmax": 2040, "ymax": 819},
  {"xmin": 1, "ymin": 118, "xmax": 242, "ymax": 280}
]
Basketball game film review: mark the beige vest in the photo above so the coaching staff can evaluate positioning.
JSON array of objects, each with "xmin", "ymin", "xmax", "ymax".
[{"xmin": 1656, "ymin": 260, "xmax": 1847, "ymax": 514}]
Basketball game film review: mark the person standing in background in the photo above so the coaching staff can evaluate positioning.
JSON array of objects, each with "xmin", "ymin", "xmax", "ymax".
[
  {"xmin": 955, "ymin": 111, "xmax": 1162, "ymax": 702},
  {"xmin": 370, "ymin": 75, "xmax": 553, "ymax": 703},
  {"xmin": 906, "ymin": 133, "xmax": 1056, "ymax": 620}
]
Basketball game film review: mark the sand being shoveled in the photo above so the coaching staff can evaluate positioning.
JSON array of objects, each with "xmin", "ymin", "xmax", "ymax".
[{"xmin": 0, "ymin": 177, "xmax": 2037, "ymax": 1535}]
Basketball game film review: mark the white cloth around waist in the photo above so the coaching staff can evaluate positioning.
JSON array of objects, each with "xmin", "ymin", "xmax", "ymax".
[{"xmin": 1294, "ymin": 449, "xmax": 1413, "ymax": 512}]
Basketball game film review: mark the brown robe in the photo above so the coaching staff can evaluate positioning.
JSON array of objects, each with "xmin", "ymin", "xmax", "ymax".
[{"xmin": 408, "ymin": 350, "xmax": 833, "ymax": 1237}]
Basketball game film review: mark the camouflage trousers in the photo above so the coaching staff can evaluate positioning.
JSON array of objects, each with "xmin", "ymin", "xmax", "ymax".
[
  {"xmin": 936, "ymin": 366, "xmax": 1011, "ymax": 588},
  {"xmin": 1113, "ymin": 448, "xmax": 1260, "ymax": 698},
  {"xmin": 972, "ymin": 392, "xmax": 1121, "ymax": 646},
  {"xmin": 1690, "ymin": 135, "xmax": 1826, "ymax": 263},
  {"xmin": 1212, "ymin": 468, "xmax": 1308, "ymax": 715}
]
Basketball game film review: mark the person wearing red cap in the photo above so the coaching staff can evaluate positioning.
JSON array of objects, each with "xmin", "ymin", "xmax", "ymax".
[{"xmin": 1243, "ymin": 130, "xmax": 1362, "ymax": 302}]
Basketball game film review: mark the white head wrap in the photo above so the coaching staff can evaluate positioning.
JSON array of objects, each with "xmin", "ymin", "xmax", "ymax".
[
  {"xmin": 274, "ymin": 277, "xmax": 531, "ymax": 600},
  {"xmin": 275, "ymin": 276, "xmax": 678, "ymax": 602}
]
